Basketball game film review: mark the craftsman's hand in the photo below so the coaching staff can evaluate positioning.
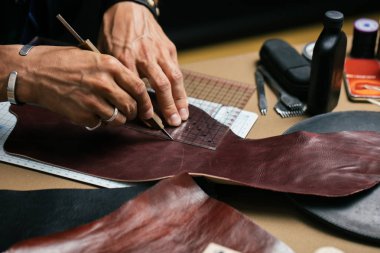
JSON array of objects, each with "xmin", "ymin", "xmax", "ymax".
[
  {"xmin": 98, "ymin": 2, "xmax": 188, "ymax": 126},
  {"xmin": 1, "ymin": 45, "xmax": 153, "ymax": 129}
]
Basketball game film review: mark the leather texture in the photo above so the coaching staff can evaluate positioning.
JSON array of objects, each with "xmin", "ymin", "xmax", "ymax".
[
  {"xmin": 0, "ymin": 186, "xmax": 150, "ymax": 252},
  {"xmin": 285, "ymin": 111, "xmax": 380, "ymax": 244},
  {"xmin": 5, "ymin": 104, "xmax": 380, "ymax": 197},
  {"xmin": 5, "ymin": 174, "xmax": 295, "ymax": 253}
]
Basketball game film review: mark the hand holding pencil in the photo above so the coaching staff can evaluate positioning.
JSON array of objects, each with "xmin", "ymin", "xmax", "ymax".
[{"xmin": 57, "ymin": 14, "xmax": 173, "ymax": 139}]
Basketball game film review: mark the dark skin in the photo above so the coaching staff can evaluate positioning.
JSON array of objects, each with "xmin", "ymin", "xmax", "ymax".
[{"xmin": 0, "ymin": 2, "xmax": 188, "ymax": 129}]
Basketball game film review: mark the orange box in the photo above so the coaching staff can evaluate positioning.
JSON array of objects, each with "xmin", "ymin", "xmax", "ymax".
[{"xmin": 344, "ymin": 58, "xmax": 380, "ymax": 100}]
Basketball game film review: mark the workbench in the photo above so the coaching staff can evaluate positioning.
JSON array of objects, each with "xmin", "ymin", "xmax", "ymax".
[{"xmin": 1, "ymin": 16, "xmax": 380, "ymax": 252}]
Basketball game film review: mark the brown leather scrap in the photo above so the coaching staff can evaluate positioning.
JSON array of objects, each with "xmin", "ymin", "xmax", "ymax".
[
  {"xmin": 5, "ymin": 105, "xmax": 380, "ymax": 197},
  {"xmin": 5, "ymin": 174, "xmax": 294, "ymax": 253}
]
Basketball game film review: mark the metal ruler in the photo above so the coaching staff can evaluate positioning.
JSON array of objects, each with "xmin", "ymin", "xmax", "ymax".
[{"xmin": 0, "ymin": 70, "xmax": 257, "ymax": 188}]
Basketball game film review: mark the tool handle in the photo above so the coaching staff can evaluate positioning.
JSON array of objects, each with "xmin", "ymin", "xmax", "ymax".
[
  {"xmin": 257, "ymin": 65, "xmax": 287, "ymax": 96},
  {"xmin": 81, "ymin": 39, "xmax": 100, "ymax": 53},
  {"xmin": 255, "ymin": 69, "xmax": 267, "ymax": 115},
  {"xmin": 143, "ymin": 113, "xmax": 165, "ymax": 130},
  {"xmin": 255, "ymin": 70, "xmax": 266, "ymax": 97}
]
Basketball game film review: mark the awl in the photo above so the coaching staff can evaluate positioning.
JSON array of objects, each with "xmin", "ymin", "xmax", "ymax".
[{"xmin": 143, "ymin": 113, "xmax": 173, "ymax": 140}]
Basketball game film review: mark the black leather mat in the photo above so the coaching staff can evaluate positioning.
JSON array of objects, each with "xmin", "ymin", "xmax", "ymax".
[
  {"xmin": 0, "ymin": 177, "xmax": 216, "ymax": 251},
  {"xmin": 0, "ymin": 186, "xmax": 150, "ymax": 251},
  {"xmin": 284, "ymin": 110, "xmax": 380, "ymax": 244}
]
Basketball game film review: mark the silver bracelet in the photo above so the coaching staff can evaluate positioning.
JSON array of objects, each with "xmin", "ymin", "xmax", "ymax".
[
  {"xmin": 19, "ymin": 44, "xmax": 34, "ymax": 56},
  {"xmin": 9, "ymin": 43, "xmax": 34, "ymax": 104},
  {"xmin": 7, "ymin": 71, "xmax": 21, "ymax": 105},
  {"xmin": 9, "ymin": 44, "xmax": 34, "ymax": 105}
]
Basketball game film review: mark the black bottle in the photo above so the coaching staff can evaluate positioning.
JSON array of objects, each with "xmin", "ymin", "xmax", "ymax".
[{"xmin": 307, "ymin": 11, "xmax": 347, "ymax": 115}]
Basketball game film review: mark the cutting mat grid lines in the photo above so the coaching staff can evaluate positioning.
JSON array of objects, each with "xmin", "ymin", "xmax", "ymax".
[
  {"xmin": 182, "ymin": 69, "xmax": 255, "ymax": 109},
  {"xmin": 174, "ymin": 69, "xmax": 255, "ymax": 149},
  {"xmin": 169, "ymin": 109, "xmax": 230, "ymax": 149}
]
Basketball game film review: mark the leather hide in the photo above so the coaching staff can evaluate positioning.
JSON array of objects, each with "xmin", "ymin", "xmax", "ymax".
[
  {"xmin": 285, "ymin": 111, "xmax": 380, "ymax": 244},
  {"xmin": 5, "ymin": 105, "xmax": 380, "ymax": 197},
  {"xmin": 5, "ymin": 174, "xmax": 295, "ymax": 253}
]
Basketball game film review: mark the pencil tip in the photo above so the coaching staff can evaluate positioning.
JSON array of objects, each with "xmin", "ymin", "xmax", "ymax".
[{"xmin": 162, "ymin": 129, "xmax": 174, "ymax": 140}]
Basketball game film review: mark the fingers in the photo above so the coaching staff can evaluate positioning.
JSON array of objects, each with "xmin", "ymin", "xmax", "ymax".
[
  {"xmin": 111, "ymin": 63, "xmax": 154, "ymax": 120},
  {"xmin": 83, "ymin": 56, "xmax": 153, "ymax": 130},
  {"xmin": 80, "ymin": 103, "xmax": 127, "ymax": 130},
  {"xmin": 95, "ymin": 99, "xmax": 127, "ymax": 126},
  {"xmin": 61, "ymin": 92, "xmax": 128, "ymax": 129},
  {"xmin": 117, "ymin": 51, "xmax": 139, "ymax": 76},
  {"xmin": 142, "ymin": 63, "xmax": 182, "ymax": 126},
  {"xmin": 137, "ymin": 51, "xmax": 189, "ymax": 126},
  {"xmin": 158, "ymin": 56, "xmax": 189, "ymax": 121},
  {"xmin": 25, "ymin": 46, "xmax": 149, "ymax": 130}
]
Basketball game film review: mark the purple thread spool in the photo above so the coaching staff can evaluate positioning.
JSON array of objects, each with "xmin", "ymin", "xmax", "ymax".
[{"xmin": 351, "ymin": 18, "xmax": 379, "ymax": 58}]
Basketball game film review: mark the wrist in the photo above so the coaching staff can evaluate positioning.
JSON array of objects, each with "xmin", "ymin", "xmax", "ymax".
[
  {"xmin": 0, "ymin": 45, "xmax": 23, "ymax": 102},
  {"xmin": 106, "ymin": 0, "xmax": 160, "ymax": 19},
  {"xmin": 0, "ymin": 45, "xmax": 37, "ymax": 104}
]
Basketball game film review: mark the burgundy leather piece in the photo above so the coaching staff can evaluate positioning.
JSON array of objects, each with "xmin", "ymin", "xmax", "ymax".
[
  {"xmin": 5, "ymin": 105, "xmax": 380, "ymax": 197},
  {"xmin": 127, "ymin": 106, "xmax": 230, "ymax": 150},
  {"xmin": 284, "ymin": 111, "xmax": 380, "ymax": 244},
  {"xmin": 6, "ymin": 174, "xmax": 295, "ymax": 253}
]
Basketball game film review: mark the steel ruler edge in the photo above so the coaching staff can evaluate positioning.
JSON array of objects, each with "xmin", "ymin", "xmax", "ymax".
[{"xmin": 0, "ymin": 101, "xmax": 257, "ymax": 188}]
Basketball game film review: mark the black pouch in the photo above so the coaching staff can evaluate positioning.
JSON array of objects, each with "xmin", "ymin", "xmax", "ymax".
[{"xmin": 259, "ymin": 39, "xmax": 310, "ymax": 101}]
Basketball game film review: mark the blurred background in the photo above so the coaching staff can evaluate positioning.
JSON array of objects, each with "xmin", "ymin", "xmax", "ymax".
[
  {"xmin": 158, "ymin": 1, "xmax": 380, "ymax": 63},
  {"xmin": 160, "ymin": 0, "xmax": 380, "ymax": 49},
  {"xmin": 1, "ymin": 0, "xmax": 379, "ymax": 63}
]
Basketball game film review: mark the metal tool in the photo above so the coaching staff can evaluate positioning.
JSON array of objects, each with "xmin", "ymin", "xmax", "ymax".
[
  {"xmin": 56, "ymin": 14, "xmax": 172, "ymax": 140},
  {"xmin": 274, "ymin": 100, "xmax": 307, "ymax": 118},
  {"xmin": 143, "ymin": 114, "xmax": 173, "ymax": 140},
  {"xmin": 255, "ymin": 69, "xmax": 267, "ymax": 115},
  {"xmin": 257, "ymin": 65, "xmax": 304, "ymax": 111},
  {"xmin": 143, "ymin": 113, "xmax": 173, "ymax": 140}
]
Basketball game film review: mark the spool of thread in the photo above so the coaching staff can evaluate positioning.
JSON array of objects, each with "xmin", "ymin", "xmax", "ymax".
[{"xmin": 350, "ymin": 18, "xmax": 379, "ymax": 58}]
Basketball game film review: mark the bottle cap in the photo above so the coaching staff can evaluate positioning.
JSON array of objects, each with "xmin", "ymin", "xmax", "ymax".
[{"xmin": 324, "ymin": 10, "xmax": 344, "ymax": 29}]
